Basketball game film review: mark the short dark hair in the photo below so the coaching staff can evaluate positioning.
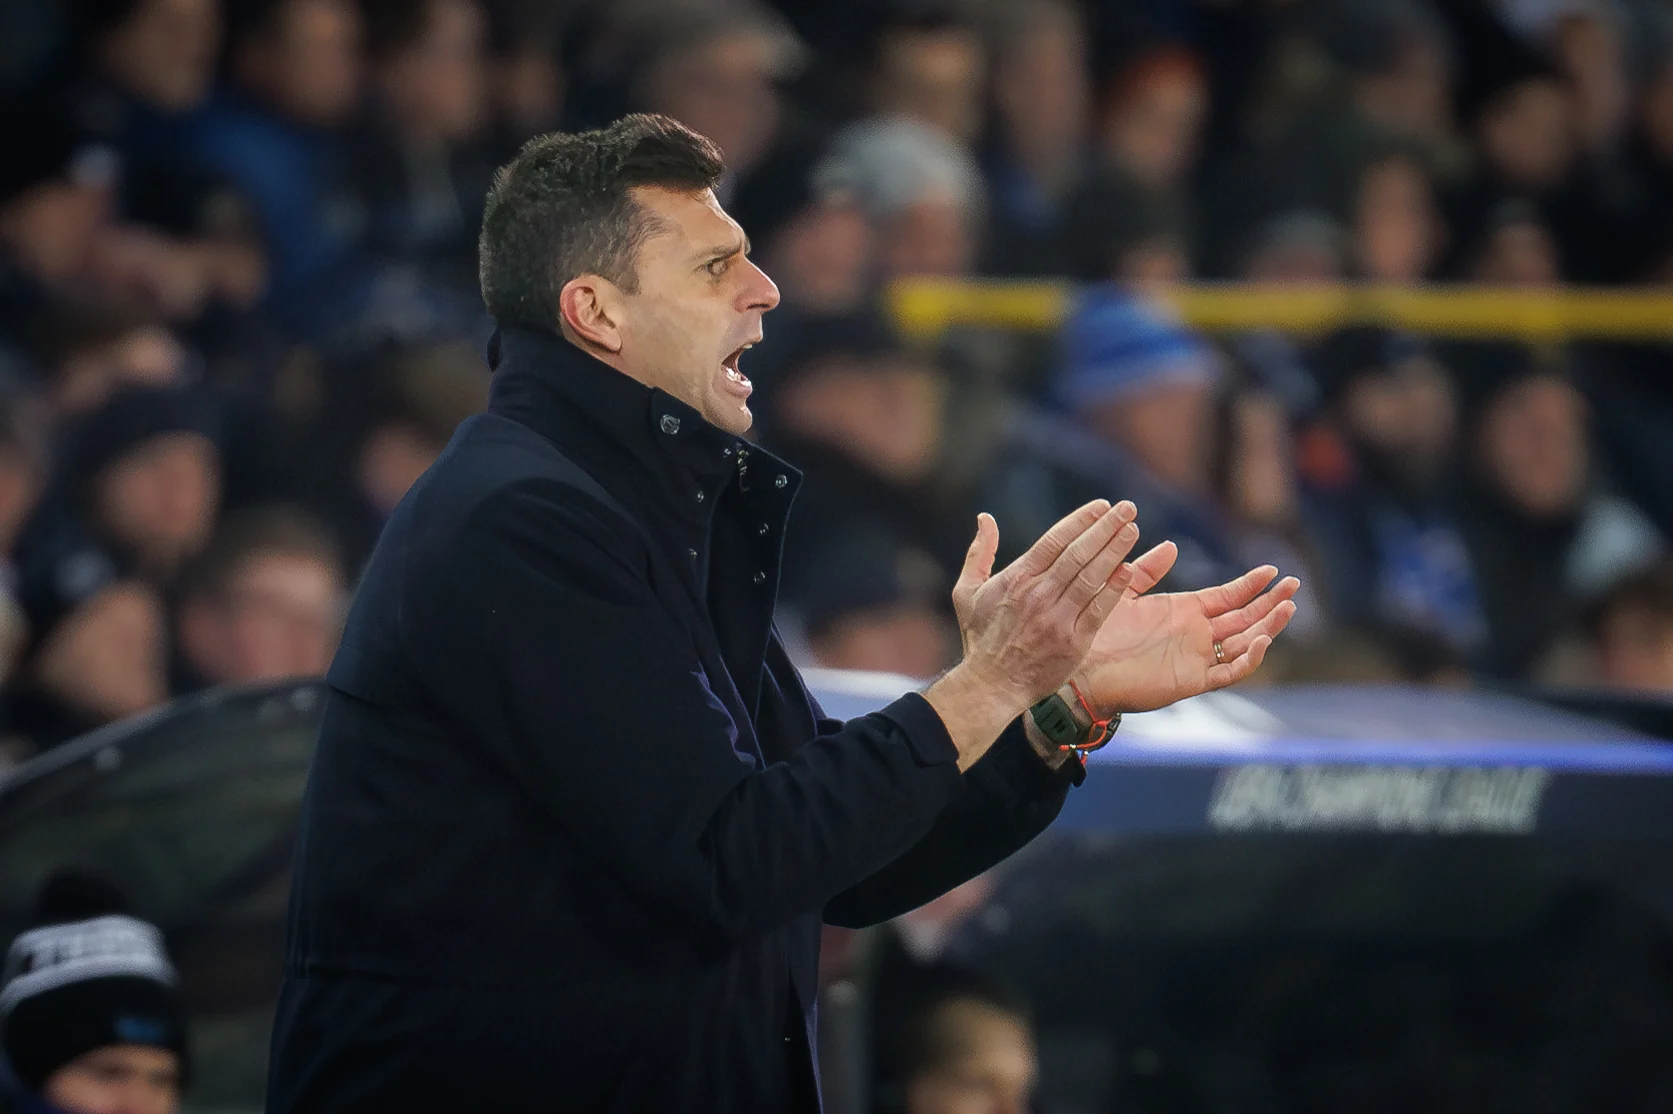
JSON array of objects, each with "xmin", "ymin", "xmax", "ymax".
[{"xmin": 478, "ymin": 114, "xmax": 726, "ymax": 332}]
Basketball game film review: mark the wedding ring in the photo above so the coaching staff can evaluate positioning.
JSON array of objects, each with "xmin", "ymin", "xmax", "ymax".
[{"xmin": 1213, "ymin": 640, "xmax": 1226, "ymax": 664}]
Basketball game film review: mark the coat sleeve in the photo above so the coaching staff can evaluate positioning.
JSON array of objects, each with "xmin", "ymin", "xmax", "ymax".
[
  {"xmin": 438, "ymin": 480, "xmax": 966, "ymax": 949},
  {"xmin": 821, "ymin": 719, "xmax": 1082, "ymax": 929}
]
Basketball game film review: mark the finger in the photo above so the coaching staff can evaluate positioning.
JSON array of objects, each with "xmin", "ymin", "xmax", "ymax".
[
  {"xmin": 1124, "ymin": 541, "xmax": 1178, "ymax": 598},
  {"xmin": 1208, "ymin": 576, "xmax": 1301, "ymax": 641},
  {"xmin": 1197, "ymin": 565, "xmax": 1280, "ymax": 617},
  {"xmin": 951, "ymin": 513, "xmax": 999, "ymax": 617},
  {"xmin": 1011, "ymin": 499, "xmax": 1114, "ymax": 578},
  {"xmin": 1216, "ymin": 599, "xmax": 1298, "ymax": 658},
  {"xmin": 1206, "ymin": 634, "xmax": 1272, "ymax": 690},
  {"xmin": 1054, "ymin": 514, "xmax": 1140, "ymax": 609},
  {"xmin": 1075, "ymin": 562, "xmax": 1136, "ymax": 638}
]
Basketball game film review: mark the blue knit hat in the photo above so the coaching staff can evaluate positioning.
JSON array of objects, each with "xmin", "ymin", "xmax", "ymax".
[{"xmin": 1055, "ymin": 285, "xmax": 1221, "ymax": 409}]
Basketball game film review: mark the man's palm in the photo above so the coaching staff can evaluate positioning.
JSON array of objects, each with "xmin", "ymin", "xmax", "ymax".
[{"xmin": 1077, "ymin": 542, "xmax": 1301, "ymax": 715}]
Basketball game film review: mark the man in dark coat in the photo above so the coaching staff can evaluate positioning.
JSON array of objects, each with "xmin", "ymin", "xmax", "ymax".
[{"xmin": 267, "ymin": 113, "xmax": 1298, "ymax": 1113}]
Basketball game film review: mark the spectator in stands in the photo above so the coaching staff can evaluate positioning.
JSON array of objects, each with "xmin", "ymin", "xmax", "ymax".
[
  {"xmin": 1459, "ymin": 347, "xmax": 1664, "ymax": 677},
  {"xmin": 48, "ymin": 385, "xmax": 221, "ymax": 583},
  {"xmin": 1057, "ymin": 170, "xmax": 1190, "ymax": 298},
  {"xmin": 1301, "ymin": 326, "xmax": 1486, "ymax": 653},
  {"xmin": 0, "ymin": 109, "xmax": 253, "ymax": 327},
  {"xmin": 981, "ymin": 0, "xmax": 1093, "ymax": 277},
  {"xmin": 817, "ymin": 116, "xmax": 985, "ymax": 280},
  {"xmin": 481, "ymin": 0, "xmax": 564, "ymax": 146},
  {"xmin": 296, "ymin": 341, "xmax": 486, "ymax": 574},
  {"xmin": 788, "ymin": 530, "xmax": 955, "ymax": 679},
  {"xmin": 729, "ymin": 138, "xmax": 875, "ymax": 317},
  {"xmin": 1040, "ymin": 283, "xmax": 1235, "ymax": 588},
  {"xmin": 0, "ymin": 872, "xmax": 190, "ymax": 1114},
  {"xmin": 1462, "ymin": 197, "xmax": 1563, "ymax": 285},
  {"xmin": 870, "ymin": 962, "xmax": 1038, "ymax": 1114},
  {"xmin": 70, "ymin": 0, "xmax": 222, "ymax": 117},
  {"xmin": 1237, "ymin": 210, "xmax": 1348, "ymax": 284},
  {"xmin": 867, "ymin": 8, "xmax": 986, "ymax": 149},
  {"xmin": 4, "ymin": 576, "xmax": 168, "ymax": 752},
  {"xmin": 1546, "ymin": 8, "xmax": 1632, "ymax": 158},
  {"xmin": 35, "ymin": 308, "xmax": 190, "ymax": 416},
  {"xmin": 1448, "ymin": 33, "xmax": 1632, "ymax": 283},
  {"xmin": 1348, "ymin": 144, "xmax": 1445, "ymax": 284},
  {"xmin": 1317, "ymin": 0, "xmax": 1468, "ymax": 182},
  {"xmin": 6, "ymin": 384, "xmax": 219, "ymax": 748},
  {"xmin": 1213, "ymin": 386, "xmax": 1328, "ymax": 638},
  {"xmin": 183, "ymin": 0, "xmax": 446, "ymax": 339},
  {"xmin": 352, "ymin": 0, "xmax": 496, "ymax": 300},
  {"xmin": 1094, "ymin": 42, "xmax": 1208, "ymax": 195},
  {"xmin": 50, "ymin": 0, "xmax": 267, "ymax": 315},
  {"xmin": 173, "ymin": 504, "xmax": 345, "ymax": 692},
  {"xmin": 0, "ymin": 378, "xmax": 46, "ymax": 692},
  {"xmin": 763, "ymin": 310, "xmax": 973, "ymax": 586},
  {"xmin": 1586, "ymin": 560, "xmax": 1673, "ymax": 693},
  {"xmin": 624, "ymin": 0, "xmax": 805, "ymax": 204}
]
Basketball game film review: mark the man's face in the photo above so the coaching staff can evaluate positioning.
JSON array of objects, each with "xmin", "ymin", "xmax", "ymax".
[
  {"xmin": 1103, "ymin": 68, "xmax": 1207, "ymax": 189},
  {"xmin": 375, "ymin": 0, "xmax": 488, "ymax": 143},
  {"xmin": 1482, "ymin": 78, "xmax": 1577, "ymax": 190},
  {"xmin": 995, "ymin": 24, "xmax": 1089, "ymax": 161},
  {"xmin": 877, "ymin": 28, "xmax": 986, "ymax": 145},
  {"xmin": 246, "ymin": 0, "xmax": 362, "ymax": 128},
  {"xmin": 1340, "ymin": 353, "xmax": 1458, "ymax": 489},
  {"xmin": 1085, "ymin": 378, "xmax": 1217, "ymax": 496},
  {"xmin": 44, "ymin": 1045, "xmax": 180, "ymax": 1114},
  {"xmin": 97, "ymin": 0, "xmax": 222, "ymax": 112},
  {"xmin": 1354, "ymin": 155, "xmax": 1441, "ymax": 283},
  {"xmin": 593, "ymin": 187, "xmax": 780, "ymax": 436},
  {"xmin": 93, "ymin": 432, "xmax": 221, "ymax": 573},
  {"xmin": 185, "ymin": 552, "xmax": 344, "ymax": 685},
  {"xmin": 1478, "ymin": 374, "xmax": 1587, "ymax": 518},
  {"xmin": 33, "ymin": 583, "xmax": 168, "ymax": 722}
]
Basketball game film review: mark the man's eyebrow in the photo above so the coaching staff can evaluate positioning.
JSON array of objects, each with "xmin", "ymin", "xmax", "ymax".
[{"xmin": 695, "ymin": 235, "xmax": 750, "ymax": 263}]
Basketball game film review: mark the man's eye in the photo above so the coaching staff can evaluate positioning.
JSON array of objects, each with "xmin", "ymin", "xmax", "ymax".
[{"xmin": 706, "ymin": 258, "xmax": 731, "ymax": 276}]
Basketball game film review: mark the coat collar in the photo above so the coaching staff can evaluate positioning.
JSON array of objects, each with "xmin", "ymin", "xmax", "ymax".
[{"xmin": 484, "ymin": 323, "xmax": 801, "ymax": 523}]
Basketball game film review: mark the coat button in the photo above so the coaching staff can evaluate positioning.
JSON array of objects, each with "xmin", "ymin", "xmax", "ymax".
[
  {"xmin": 687, "ymin": 548, "xmax": 698, "ymax": 560},
  {"xmin": 774, "ymin": 474, "xmax": 787, "ymax": 489},
  {"xmin": 695, "ymin": 490, "xmax": 706, "ymax": 503},
  {"xmin": 758, "ymin": 523, "xmax": 769, "ymax": 536},
  {"xmin": 753, "ymin": 571, "xmax": 766, "ymax": 584},
  {"xmin": 660, "ymin": 415, "xmax": 680, "ymax": 434}
]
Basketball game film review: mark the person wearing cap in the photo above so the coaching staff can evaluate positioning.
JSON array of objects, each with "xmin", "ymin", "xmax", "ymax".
[
  {"xmin": 4, "ymin": 384, "xmax": 220, "ymax": 750},
  {"xmin": 814, "ymin": 115, "xmax": 986, "ymax": 279},
  {"xmin": 0, "ymin": 874, "xmax": 190, "ymax": 1114}
]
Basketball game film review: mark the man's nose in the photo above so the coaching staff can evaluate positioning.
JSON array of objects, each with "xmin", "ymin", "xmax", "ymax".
[{"xmin": 741, "ymin": 257, "xmax": 780, "ymax": 313}]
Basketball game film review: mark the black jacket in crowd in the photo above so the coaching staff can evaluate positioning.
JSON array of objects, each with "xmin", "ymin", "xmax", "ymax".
[{"xmin": 266, "ymin": 325, "xmax": 1082, "ymax": 1113}]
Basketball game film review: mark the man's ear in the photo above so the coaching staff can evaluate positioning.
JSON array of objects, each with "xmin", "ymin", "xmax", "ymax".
[{"xmin": 558, "ymin": 277, "xmax": 625, "ymax": 354}]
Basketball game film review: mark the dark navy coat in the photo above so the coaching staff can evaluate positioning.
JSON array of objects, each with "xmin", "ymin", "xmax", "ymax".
[{"xmin": 267, "ymin": 325, "xmax": 1080, "ymax": 1113}]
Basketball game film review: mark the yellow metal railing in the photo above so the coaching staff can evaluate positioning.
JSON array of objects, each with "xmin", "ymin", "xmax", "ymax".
[{"xmin": 888, "ymin": 280, "xmax": 1673, "ymax": 342}]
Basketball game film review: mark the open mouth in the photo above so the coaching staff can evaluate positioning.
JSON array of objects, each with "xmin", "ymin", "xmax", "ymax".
[{"xmin": 720, "ymin": 342, "xmax": 755, "ymax": 396}]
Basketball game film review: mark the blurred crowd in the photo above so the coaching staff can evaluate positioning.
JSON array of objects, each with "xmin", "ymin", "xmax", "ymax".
[{"xmin": 1, "ymin": 0, "xmax": 1673, "ymax": 767}]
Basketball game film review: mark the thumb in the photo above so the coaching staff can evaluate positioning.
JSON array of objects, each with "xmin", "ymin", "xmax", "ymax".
[{"xmin": 951, "ymin": 512, "xmax": 999, "ymax": 618}]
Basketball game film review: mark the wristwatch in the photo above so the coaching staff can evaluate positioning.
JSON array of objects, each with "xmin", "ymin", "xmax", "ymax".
[{"xmin": 1028, "ymin": 683, "xmax": 1121, "ymax": 754}]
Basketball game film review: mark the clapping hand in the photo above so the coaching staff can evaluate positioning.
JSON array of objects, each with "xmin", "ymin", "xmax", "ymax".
[{"xmin": 1073, "ymin": 540, "xmax": 1300, "ymax": 715}]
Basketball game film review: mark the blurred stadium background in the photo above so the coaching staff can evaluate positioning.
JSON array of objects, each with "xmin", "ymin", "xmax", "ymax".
[{"xmin": 3, "ymin": 0, "xmax": 1673, "ymax": 1110}]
